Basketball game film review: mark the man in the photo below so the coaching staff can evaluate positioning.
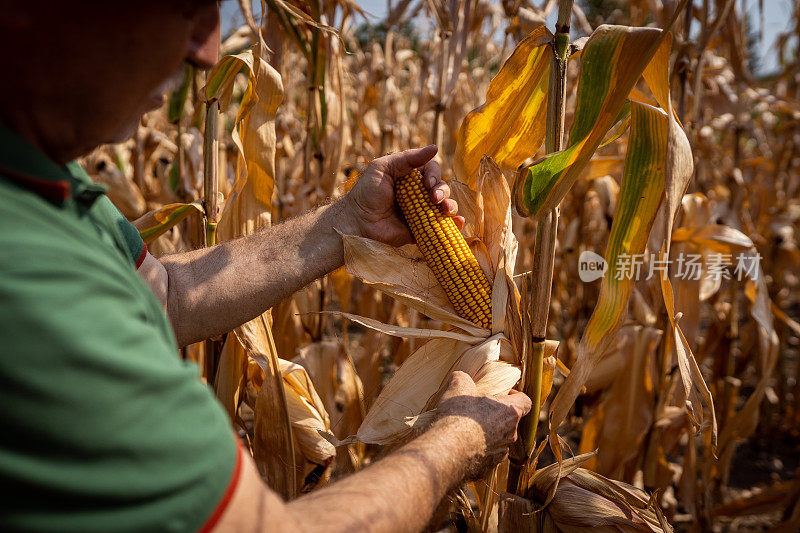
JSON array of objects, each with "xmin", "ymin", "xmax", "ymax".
[{"xmin": 0, "ymin": 2, "xmax": 531, "ymax": 532}]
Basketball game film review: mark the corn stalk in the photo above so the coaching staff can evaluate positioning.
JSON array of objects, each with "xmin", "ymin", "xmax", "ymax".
[
  {"xmin": 203, "ymin": 100, "xmax": 220, "ymax": 382},
  {"xmin": 510, "ymin": 0, "xmax": 573, "ymax": 495}
]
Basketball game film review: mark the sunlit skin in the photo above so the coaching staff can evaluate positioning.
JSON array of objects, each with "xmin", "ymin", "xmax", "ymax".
[{"xmin": 0, "ymin": 2, "xmax": 531, "ymax": 531}]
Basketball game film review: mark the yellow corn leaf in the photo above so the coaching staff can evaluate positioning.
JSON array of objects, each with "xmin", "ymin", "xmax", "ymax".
[
  {"xmin": 133, "ymin": 201, "xmax": 203, "ymax": 243},
  {"xmin": 641, "ymin": 33, "xmax": 672, "ymax": 113},
  {"xmin": 644, "ymin": 34, "xmax": 693, "ymax": 252},
  {"xmin": 207, "ymin": 49, "xmax": 284, "ymax": 239},
  {"xmin": 455, "ymin": 27, "xmax": 552, "ymax": 187},
  {"xmin": 203, "ymin": 50, "xmax": 253, "ymax": 108},
  {"xmin": 515, "ymin": 25, "xmax": 664, "ymax": 219}
]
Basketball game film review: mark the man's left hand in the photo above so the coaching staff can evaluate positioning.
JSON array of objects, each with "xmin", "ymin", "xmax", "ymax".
[{"xmin": 344, "ymin": 146, "xmax": 464, "ymax": 246}]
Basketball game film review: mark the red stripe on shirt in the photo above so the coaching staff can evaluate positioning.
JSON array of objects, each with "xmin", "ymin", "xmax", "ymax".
[
  {"xmin": 0, "ymin": 166, "xmax": 71, "ymax": 203},
  {"xmin": 198, "ymin": 441, "xmax": 244, "ymax": 533},
  {"xmin": 135, "ymin": 244, "xmax": 148, "ymax": 269}
]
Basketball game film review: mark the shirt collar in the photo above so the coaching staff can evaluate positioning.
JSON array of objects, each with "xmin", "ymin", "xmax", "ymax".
[{"xmin": 0, "ymin": 124, "xmax": 107, "ymax": 208}]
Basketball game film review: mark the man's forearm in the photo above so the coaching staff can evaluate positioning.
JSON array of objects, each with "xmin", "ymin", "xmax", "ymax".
[
  {"xmin": 160, "ymin": 198, "xmax": 358, "ymax": 346},
  {"xmin": 285, "ymin": 416, "xmax": 484, "ymax": 533}
]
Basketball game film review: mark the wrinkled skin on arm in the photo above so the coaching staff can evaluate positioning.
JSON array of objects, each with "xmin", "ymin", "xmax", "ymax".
[
  {"xmin": 142, "ymin": 147, "xmax": 464, "ymax": 346},
  {"xmin": 212, "ymin": 372, "xmax": 531, "ymax": 533}
]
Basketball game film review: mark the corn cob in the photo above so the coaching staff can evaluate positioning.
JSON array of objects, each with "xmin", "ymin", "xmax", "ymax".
[{"xmin": 395, "ymin": 168, "xmax": 492, "ymax": 329}]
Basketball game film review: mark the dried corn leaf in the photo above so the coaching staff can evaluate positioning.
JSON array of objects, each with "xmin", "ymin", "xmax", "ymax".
[
  {"xmin": 357, "ymin": 337, "xmax": 467, "ymax": 444},
  {"xmin": 236, "ymin": 314, "xmax": 297, "ymax": 498},
  {"xmin": 294, "ymin": 341, "xmax": 366, "ymax": 470},
  {"xmin": 280, "ymin": 358, "xmax": 336, "ymax": 466},
  {"xmin": 205, "ymin": 44, "xmax": 335, "ymax": 488},
  {"xmin": 659, "ymin": 276, "xmax": 717, "ymax": 449},
  {"xmin": 478, "ymin": 155, "xmax": 516, "ymax": 274},
  {"xmin": 342, "ymin": 234, "xmax": 489, "ymax": 336},
  {"xmin": 207, "ymin": 49, "xmax": 284, "ymax": 238},
  {"xmin": 330, "ymin": 311, "xmax": 483, "ymax": 344}
]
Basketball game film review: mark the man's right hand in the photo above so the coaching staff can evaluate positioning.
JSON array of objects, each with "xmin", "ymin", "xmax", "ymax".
[
  {"xmin": 343, "ymin": 146, "xmax": 464, "ymax": 247},
  {"xmin": 434, "ymin": 371, "xmax": 532, "ymax": 479}
]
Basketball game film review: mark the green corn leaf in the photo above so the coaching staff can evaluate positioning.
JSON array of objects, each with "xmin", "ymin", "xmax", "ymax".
[
  {"xmin": 515, "ymin": 25, "xmax": 663, "ymax": 218},
  {"xmin": 167, "ymin": 63, "xmax": 193, "ymax": 124},
  {"xmin": 167, "ymin": 161, "xmax": 180, "ymax": 193},
  {"xmin": 203, "ymin": 50, "xmax": 253, "ymax": 107},
  {"xmin": 548, "ymin": 101, "xmax": 673, "ymax": 457},
  {"xmin": 134, "ymin": 201, "xmax": 204, "ymax": 243}
]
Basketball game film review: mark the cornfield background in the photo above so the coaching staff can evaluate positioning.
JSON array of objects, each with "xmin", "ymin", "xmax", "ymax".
[{"xmin": 84, "ymin": 0, "xmax": 800, "ymax": 530}]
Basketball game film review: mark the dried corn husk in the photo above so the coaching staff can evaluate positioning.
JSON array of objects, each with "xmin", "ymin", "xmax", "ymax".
[
  {"xmin": 331, "ymin": 155, "xmax": 528, "ymax": 445},
  {"xmin": 499, "ymin": 453, "xmax": 670, "ymax": 532}
]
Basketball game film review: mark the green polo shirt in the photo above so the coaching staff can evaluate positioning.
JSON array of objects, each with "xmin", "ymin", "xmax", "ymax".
[{"xmin": 0, "ymin": 126, "xmax": 238, "ymax": 532}]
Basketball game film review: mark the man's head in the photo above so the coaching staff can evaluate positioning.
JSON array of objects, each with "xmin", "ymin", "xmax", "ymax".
[{"xmin": 0, "ymin": 1, "xmax": 221, "ymax": 163}]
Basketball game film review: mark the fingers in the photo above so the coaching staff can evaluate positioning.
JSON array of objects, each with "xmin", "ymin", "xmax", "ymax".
[
  {"xmin": 453, "ymin": 216, "xmax": 465, "ymax": 230},
  {"xmin": 496, "ymin": 390, "xmax": 533, "ymax": 418},
  {"xmin": 421, "ymin": 159, "xmax": 442, "ymax": 189},
  {"xmin": 440, "ymin": 198, "xmax": 458, "ymax": 216},
  {"xmin": 371, "ymin": 146, "xmax": 462, "ymax": 220},
  {"xmin": 375, "ymin": 145, "xmax": 438, "ymax": 178},
  {"xmin": 421, "ymin": 159, "xmax": 452, "ymax": 208},
  {"xmin": 421, "ymin": 159, "xmax": 461, "ymax": 220},
  {"xmin": 430, "ymin": 182, "xmax": 449, "ymax": 204}
]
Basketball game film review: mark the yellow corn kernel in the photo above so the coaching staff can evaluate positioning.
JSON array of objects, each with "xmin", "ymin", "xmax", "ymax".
[{"xmin": 395, "ymin": 169, "xmax": 492, "ymax": 329}]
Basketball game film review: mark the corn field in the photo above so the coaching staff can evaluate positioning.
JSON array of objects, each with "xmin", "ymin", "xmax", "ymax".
[{"xmin": 83, "ymin": 0, "xmax": 800, "ymax": 530}]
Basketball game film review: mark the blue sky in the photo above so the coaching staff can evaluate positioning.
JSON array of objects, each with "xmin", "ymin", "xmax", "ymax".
[{"xmin": 224, "ymin": 1, "xmax": 792, "ymax": 75}]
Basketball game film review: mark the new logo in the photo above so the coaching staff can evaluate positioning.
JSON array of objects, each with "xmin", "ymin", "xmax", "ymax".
[{"xmin": 578, "ymin": 250, "xmax": 607, "ymax": 282}]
